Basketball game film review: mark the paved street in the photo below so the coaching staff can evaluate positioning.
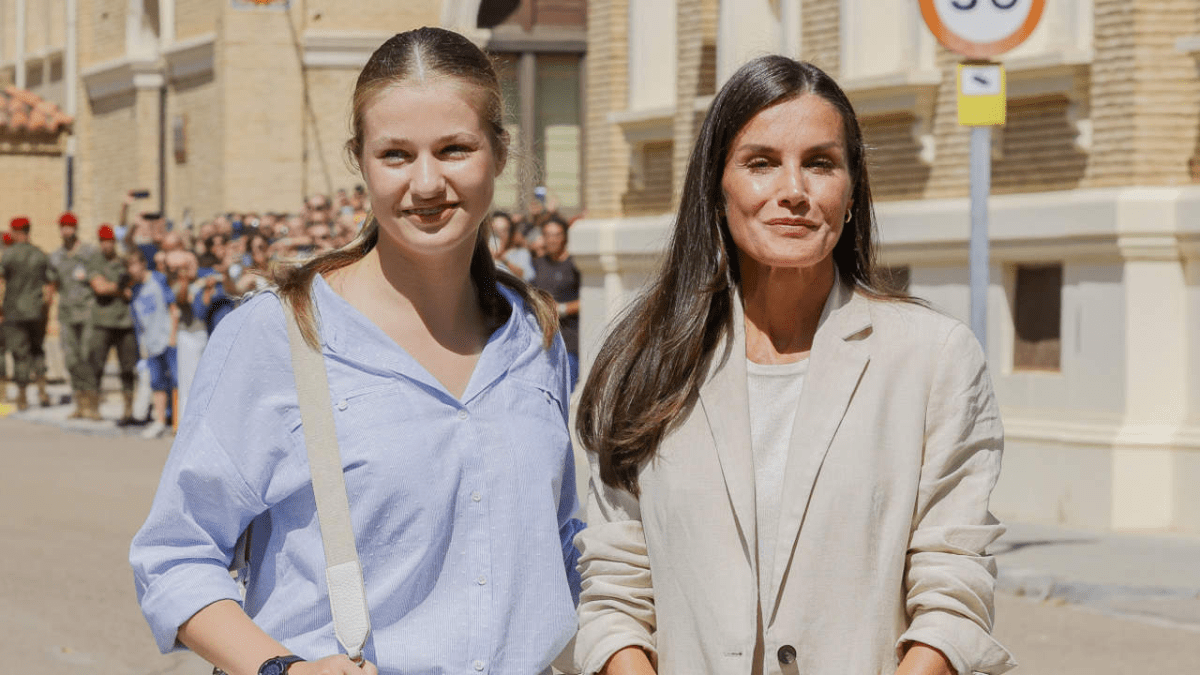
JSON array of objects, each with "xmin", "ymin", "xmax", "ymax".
[
  {"xmin": 0, "ymin": 416, "xmax": 208, "ymax": 674},
  {"xmin": 2, "ymin": 412, "xmax": 1199, "ymax": 674}
]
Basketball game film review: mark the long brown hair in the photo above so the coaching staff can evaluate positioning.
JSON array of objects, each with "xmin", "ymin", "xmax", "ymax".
[
  {"xmin": 275, "ymin": 27, "xmax": 558, "ymax": 349},
  {"xmin": 576, "ymin": 56, "xmax": 908, "ymax": 494}
]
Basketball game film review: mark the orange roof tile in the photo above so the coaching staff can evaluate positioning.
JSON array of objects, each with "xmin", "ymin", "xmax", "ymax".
[{"xmin": 0, "ymin": 86, "xmax": 72, "ymax": 134}]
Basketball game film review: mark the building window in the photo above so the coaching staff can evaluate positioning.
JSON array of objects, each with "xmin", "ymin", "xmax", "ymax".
[
  {"xmin": 535, "ymin": 54, "xmax": 582, "ymax": 212},
  {"xmin": 484, "ymin": 0, "xmax": 586, "ymax": 216},
  {"xmin": 1012, "ymin": 264, "xmax": 1062, "ymax": 371}
]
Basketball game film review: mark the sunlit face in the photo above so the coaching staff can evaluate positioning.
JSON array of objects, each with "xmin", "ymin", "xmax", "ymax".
[
  {"xmin": 126, "ymin": 255, "xmax": 147, "ymax": 282},
  {"xmin": 250, "ymin": 236, "xmax": 269, "ymax": 264},
  {"xmin": 721, "ymin": 94, "xmax": 853, "ymax": 277},
  {"xmin": 542, "ymin": 221, "xmax": 567, "ymax": 260},
  {"xmin": 308, "ymin": 224, "xmax": 333, "ymax": 251},
  {"xmin": 60, "ymin": 224, "xmax": 77, "ymax": 242},
  {"xmin": 359, "ymin": 80, "xmax": 504, "ymax": 260}
]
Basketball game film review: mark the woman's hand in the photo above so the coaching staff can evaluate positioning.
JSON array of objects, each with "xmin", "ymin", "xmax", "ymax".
[
  {"xmin": 290, "ymin": 655, "xmax": 378, "ymax": 675},
  {"xmin": 600, "ymin": 646, "xmax": 656, "ymax": 675},
  {"xmin": 895, "ymin": 643, "xmax": 954, "ymax": 675}
]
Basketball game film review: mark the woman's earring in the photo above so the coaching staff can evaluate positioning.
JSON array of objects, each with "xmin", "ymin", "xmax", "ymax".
[{"xmin": 844, "ymin": 210, "xmax": 854, "ymax": 224}]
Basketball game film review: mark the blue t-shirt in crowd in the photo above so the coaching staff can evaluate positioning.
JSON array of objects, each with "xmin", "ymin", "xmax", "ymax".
[
  {"xmin": 131, "ymin": 270, "xmax": 175, "ymax": 357},
  {"xmin": 191, "ymin": 271, "xmax": 236, "ymax": 335},
  {"xmin": 138, "ymin": 242, "xmax": 159, "ymax": 271}
]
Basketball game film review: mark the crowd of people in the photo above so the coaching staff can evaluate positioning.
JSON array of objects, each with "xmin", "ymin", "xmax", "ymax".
[{"xmin": 0, "ymin": 187, "xmax": 582, "ymax": 437}]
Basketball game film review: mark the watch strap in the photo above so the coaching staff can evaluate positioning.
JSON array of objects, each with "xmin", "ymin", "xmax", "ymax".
[{"xmin": 258, "ymin": 654, "xmax": 306, "ymax": 675}]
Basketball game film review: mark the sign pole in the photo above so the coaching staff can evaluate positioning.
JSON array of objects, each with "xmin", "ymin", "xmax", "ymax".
[
  {"xmin": 969, "ymin": 125, "xmax": 990, "ymax": 351},
  {"xmin": 920, "ymin": 0, "xmax": 1045, "ymax": 350}
]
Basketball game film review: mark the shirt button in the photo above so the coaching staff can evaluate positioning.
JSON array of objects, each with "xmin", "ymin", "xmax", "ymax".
[
  {"xmin": 777, "ymin": 645, "xmax": 797, "ymax": 665},
  {"xmin": 336, "ymin": 400, "xmax": 348, "ymax": 411},
  {"xmin": 457, "ymin": 409, "xmax": 469, "ymax": 420},
  {"xmin": 472, "ymin": 491, "xmax": 482, "ymax": 502},
  {"xmin": 543, "ymin": 391, "xmax": 551, "ymax": 402},
  {"xmin": 473, "ymin": 660, "xmax": 485, "ymax": 671},
  {"xmin": 477, "ymin": 575, "xmax": 487, "ymax": 585}
]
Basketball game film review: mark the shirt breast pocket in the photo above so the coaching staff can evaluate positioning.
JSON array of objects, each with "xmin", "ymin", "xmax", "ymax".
[
  {"xmin": 495, "ymin": 378, "xmax": 572, "ymax": 483},
  {"xmin": 288, "ymin": 382, "xmax": 414, "ymax": 468}
]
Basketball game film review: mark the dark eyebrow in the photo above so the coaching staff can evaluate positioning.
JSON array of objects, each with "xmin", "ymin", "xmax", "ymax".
[
  {"xmin": 732, "ymin": 143, "xmax": 778, "ymax": 155},
  {"xmin": 731, "ymin": 140, "xmax": 842, "ymax": 154}
]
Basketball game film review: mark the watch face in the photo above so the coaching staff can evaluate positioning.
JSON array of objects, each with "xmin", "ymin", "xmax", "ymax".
[{"xmin": 259, "ymin": 656, "xmax": 303, "ymax": 675}]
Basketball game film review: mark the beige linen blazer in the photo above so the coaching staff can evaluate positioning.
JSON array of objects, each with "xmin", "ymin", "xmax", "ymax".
[{"xmin": 575, "ymin": 282, "xmax": 1016, "ymax": 675}]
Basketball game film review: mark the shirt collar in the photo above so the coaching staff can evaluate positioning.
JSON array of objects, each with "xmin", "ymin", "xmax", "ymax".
[{"xmin": 313, "ymin": 274, "xmax": 535, "ymax": 404}]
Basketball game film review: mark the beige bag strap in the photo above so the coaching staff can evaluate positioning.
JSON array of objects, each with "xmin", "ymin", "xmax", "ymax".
[{"xmin": 281, "ymin": 298, "xmax": 372, "ymax": 661}]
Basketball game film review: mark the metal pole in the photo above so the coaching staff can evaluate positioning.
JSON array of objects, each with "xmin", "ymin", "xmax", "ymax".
[
  {"xmin": 66, "ymin": 0, "xmax": 78, "ymax": 210},
  {"xmin": 969, "ymin": 125, "xmax": 991, "ymax": 351}
]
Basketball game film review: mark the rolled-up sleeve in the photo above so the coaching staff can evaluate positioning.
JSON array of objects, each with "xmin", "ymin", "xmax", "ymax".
[
  {"xmin": 898, "ymin": 323, "xmax": 1016, "ymax": 675},
  {"xmin": 129, "ymin": 295, "xmax": 297, "ymax": 653},
  {"xmin": 574, "ymin": 450, "xmax": 657, "ymax": 675},
  {"xmin": 131, "ymin": 420, "xmax": 265, "ymax": 652}
]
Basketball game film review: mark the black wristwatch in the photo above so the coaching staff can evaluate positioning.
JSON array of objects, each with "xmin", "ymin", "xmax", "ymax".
[{"xmin": 258, "ymin": 655, "xmax": 306, "ymax": 675}]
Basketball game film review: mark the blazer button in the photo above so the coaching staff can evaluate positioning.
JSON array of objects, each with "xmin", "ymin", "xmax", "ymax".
[{"xmin": 777, "ymin": 645, "xmax": 797, "ymax": 665}]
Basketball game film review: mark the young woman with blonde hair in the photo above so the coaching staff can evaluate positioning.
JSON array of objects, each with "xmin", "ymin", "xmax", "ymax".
[{"xmin": 132, "ymin": 27, "xmax": 582, "ymax": 675}]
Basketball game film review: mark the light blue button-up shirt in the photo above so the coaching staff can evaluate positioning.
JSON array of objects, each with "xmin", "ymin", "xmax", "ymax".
[{"xmin": 131, "ymin": 276, "xmax": 583, "ymax": 674}]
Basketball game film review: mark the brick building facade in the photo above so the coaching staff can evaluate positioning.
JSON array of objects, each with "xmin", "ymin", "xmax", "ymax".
[
  {"xmin": 574, "ymin": 0, "xmax": 1200, "ymax": 534},
  {"xmin": 0, "ymin": 0, "xmax": 585, "ymax": 237}
]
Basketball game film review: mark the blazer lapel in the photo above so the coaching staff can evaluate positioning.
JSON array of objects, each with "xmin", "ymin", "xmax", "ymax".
[
  {"xmin": 767, "ymin": 283, "xmax": 872, "ymax": 616},
  {"xmin": 698, "ymin": 298, "xmax": 758, "ymax": 564}
]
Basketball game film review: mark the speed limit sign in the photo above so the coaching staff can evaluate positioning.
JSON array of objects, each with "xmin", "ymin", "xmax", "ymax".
[{"xmin": 919, "ymin": 0, "xmax": 1046, "ymax": 60}]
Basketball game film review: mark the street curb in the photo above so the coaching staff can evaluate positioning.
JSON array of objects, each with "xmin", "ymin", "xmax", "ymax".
[
  {"xmin": 998, "ymin": 567, "xmax": 1200, "ymax": 630},
  {"xmin": 1, "ymin": 403, "xmax": 164, "ymax": 439}
]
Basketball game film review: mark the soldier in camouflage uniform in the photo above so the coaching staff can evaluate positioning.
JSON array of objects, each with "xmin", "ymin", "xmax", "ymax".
[
  {"xmin": 0, "ymin": 232, "xmax": 10, "ymax": 404},
  {"xmin": 87, "ymin": 224, "xmax": 138, "ymax": 424},
  {"xmin": 48, "ymin": 212, "xmax": 101, "ymax": 419},
  {"xmin": 0, "ymin": 217, "xmax": 53, "ymax": 410}
]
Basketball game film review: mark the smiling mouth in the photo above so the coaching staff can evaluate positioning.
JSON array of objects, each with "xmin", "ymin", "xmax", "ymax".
[
  {"xmin": 767, "ymin": 218, "xmax": 818, "ymax": 228},
  {"xmin": 403, "ymin": 204, "xmax": 459, "ymax": 218}
]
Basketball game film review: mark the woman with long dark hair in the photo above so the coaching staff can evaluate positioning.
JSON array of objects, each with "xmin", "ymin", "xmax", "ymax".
[
  {"xmin": 131, "ymin": 28, "xmax": 582, "ymax": 675},
  {"xmin": 574, "ymin": 56, "xmax": 1014, "ymax": 675}
]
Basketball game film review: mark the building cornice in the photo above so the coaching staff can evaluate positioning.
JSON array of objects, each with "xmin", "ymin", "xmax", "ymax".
[
  {"xmin": 843, "ymin": 71, "xmax": 941, "ymax": 166},
  {"xmin": 1006, "ymin": 51, "xmax": 1093, "ymax": 152},
  {"xmin": 607, "ymin": 105, "xmax": 674, "ymax": 145},
  {"xmin": 80, "ymin": 56, "xmax": 164, "ymax": 101},
  {"xmin": 302, "ymin": 31, "xmax": 394, "ymax": 69},
  {"xmin": 570, "ymin": 213, "xmax": 673, "ymax": 275},
  {"xmin": 875, "ymin": 187, "xmax": 1200, "ymax": 265},
  {"xmin": 163, "ymin": 33, "xmax": 216, "ymax": 82},
  {"xmin": 485, "ymin": 26, "xmax": 586, "ymax": 54}
]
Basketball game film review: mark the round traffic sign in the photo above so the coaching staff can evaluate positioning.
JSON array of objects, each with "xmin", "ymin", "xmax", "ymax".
[{"xmin": 919, "ymin": 0, "xmax": 1046, "ymax": 59}]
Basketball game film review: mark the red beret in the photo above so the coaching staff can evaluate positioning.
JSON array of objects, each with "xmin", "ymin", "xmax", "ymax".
[
  {"xmin": 97, "ymin": 224, "xmax": 116, "ymax": 241},
  {"xmin": 59, "ymin": 212, "xmax": 78, "ymax": 226},
  {"xmin": 10, "ymin": 217, "xmax": 30, "ymax": 231},
  {"xmin": 2, "ymin": 233, "xmax": 12, "ymax": 246}
]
